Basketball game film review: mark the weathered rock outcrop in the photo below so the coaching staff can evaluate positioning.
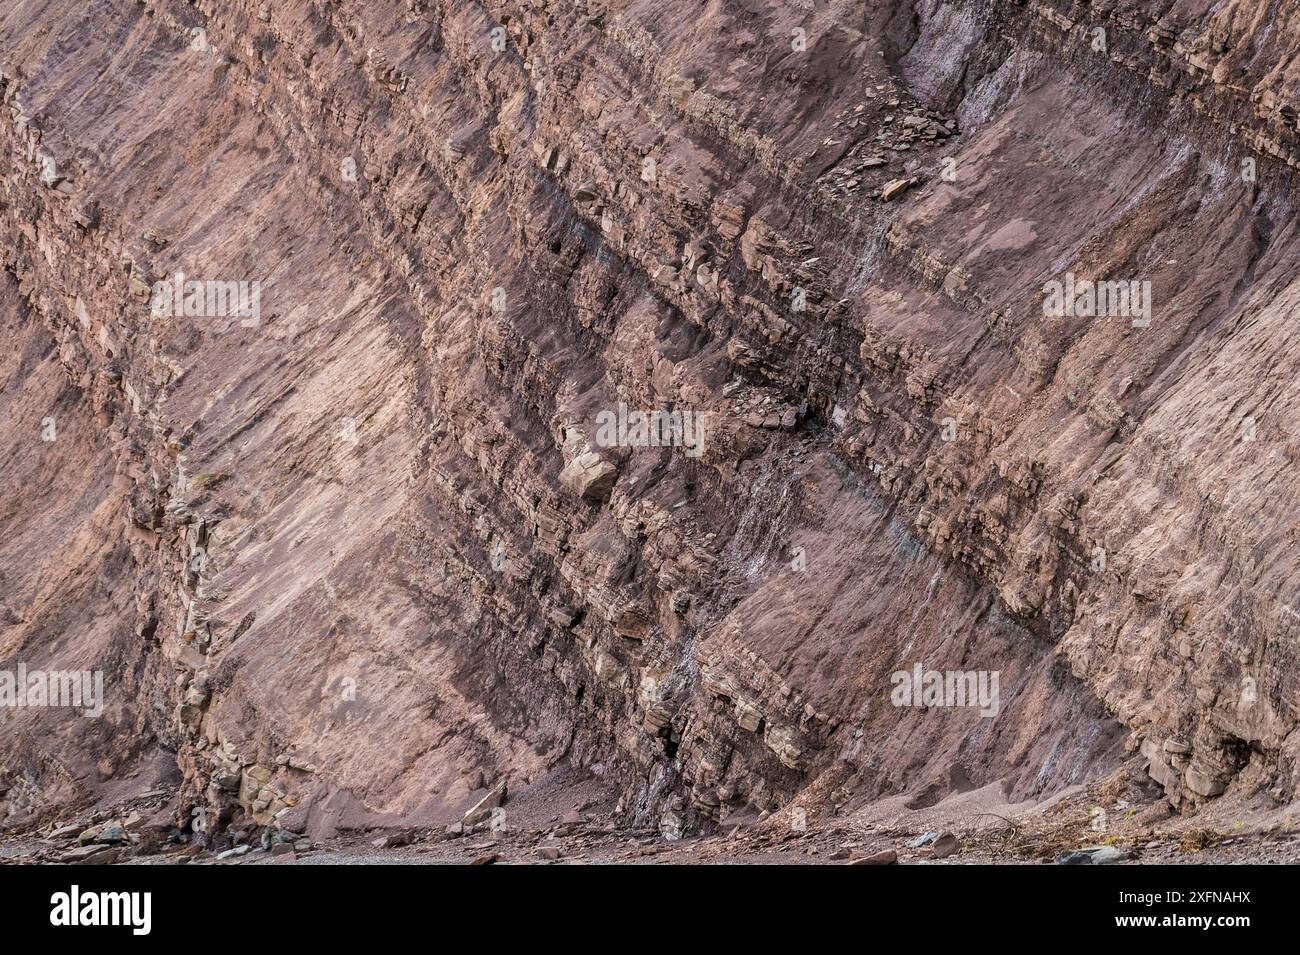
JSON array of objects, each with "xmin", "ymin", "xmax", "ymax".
[{"xmin": 2, "ymin": 0, "xmax": 1299, "ymax": 847}]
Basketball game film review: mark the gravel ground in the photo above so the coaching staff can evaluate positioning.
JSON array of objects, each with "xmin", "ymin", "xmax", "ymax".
[{"xmin": 7, "ymin": 762, "xmax": 1300, "ymax": 866}]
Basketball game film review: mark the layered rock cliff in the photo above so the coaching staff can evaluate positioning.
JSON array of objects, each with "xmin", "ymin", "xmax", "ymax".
[{"xmin": 2, "ymin": 0, "xmax": 1300, "ymax": 849}]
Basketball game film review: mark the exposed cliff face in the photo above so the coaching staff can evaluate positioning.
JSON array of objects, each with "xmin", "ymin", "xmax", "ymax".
[{"xmin": 2, "ymin": 0, "xmax": 1298, "ymax": 850}]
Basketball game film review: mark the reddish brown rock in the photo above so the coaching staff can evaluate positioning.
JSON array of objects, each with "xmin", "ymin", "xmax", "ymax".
[{"xmin": 2, "ymin": 0, "xmax": 1299, "ymax": 862}]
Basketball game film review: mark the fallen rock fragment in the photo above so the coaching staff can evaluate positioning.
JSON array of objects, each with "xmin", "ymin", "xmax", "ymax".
[
  {"xmin": 880, "ymin": 177, "xmax": 918, "ymax": 201},
  {"xmin": 78, "ymin": 822, "xmax": 130, "ymax": 845},
  {"xmin": 928, "ymin": 832, "xmax": 959, "ymax": 859},
  {"xmin": 370, "ymin": 828, "xmax": 418, "ymax": 849},
  {"xmin": 1057, "ymin": 845, "xmax": 1130, "ymax": 865},
  {"xmin": 463, "ymin": 782, "xmax": 508, "ymax": 827},
  {"xmin": 59, "ymin": 844, "xmax": 120, "ymax": 864},
  {"xmin": 850, "ymin": 849, "xmax": 898, "ymax": 865},
  {"xmin": 558, "ymin": 452, "xmax": 618, "ymax": 502}
]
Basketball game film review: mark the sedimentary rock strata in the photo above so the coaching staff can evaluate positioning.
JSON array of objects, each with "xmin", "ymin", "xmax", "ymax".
[{"xmin": 2, "ymin": 0, "xmax": 1299, "ymax": 854}]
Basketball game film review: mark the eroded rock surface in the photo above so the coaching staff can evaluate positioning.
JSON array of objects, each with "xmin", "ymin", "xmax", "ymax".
[{"xmin": 2, "ymin": 0, "xmax": 1299, "ymax": 853}]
